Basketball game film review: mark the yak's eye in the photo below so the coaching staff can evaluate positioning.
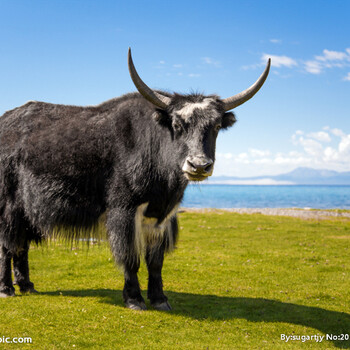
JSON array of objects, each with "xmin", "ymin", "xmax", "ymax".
[
  {"xmin": 215, "ymin": 124, "xmax": 221, "ymax": 132},
  {"xmin": 173, "ymin": 121, "xmax": 182, "ymax": 133}
]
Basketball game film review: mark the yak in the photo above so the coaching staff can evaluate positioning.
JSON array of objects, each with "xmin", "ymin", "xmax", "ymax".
[{"xmin": 0, "ymin": 49, "xmax": 270, "ymax": 310}]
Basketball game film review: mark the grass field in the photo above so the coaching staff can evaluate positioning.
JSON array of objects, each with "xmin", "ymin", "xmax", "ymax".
[{"xmin": 1, "ymin": 211, "xmax": 350, "ymax": 349}]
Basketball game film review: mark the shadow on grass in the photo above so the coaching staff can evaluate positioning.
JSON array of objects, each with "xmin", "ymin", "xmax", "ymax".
[{"xmin": 42, "ymin": 288, "xmax": 350, "ymax": 348}]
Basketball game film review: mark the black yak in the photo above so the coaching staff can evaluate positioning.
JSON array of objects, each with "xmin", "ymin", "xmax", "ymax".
[{"xmin": 0, "ymin": 49, "xmax": 270, "ymax": 310}]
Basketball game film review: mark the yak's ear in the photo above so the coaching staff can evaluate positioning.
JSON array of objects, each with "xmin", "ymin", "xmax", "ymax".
[
  {"xmin": 221, "ymin": 112, "xmax": 236, "ymax": 129},
  {"xmin": 152, "ymin": 109, "xmax": 172, "ymax": 128}
]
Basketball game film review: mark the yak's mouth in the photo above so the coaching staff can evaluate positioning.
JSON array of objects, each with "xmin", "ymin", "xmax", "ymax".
[{"xmin": 183, "ymin": 172, "xmax": 210, "ymax": 182}]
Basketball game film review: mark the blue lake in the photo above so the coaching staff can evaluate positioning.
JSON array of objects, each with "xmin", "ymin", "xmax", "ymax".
[{"xmin": 182, "ymin": 185, "xmax": 350, "ymax": 209}]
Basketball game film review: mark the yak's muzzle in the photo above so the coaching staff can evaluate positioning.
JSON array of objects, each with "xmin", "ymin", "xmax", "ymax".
[{"xmin": 182, "ymin": 156, "xmax": 214, "ymax": 181}]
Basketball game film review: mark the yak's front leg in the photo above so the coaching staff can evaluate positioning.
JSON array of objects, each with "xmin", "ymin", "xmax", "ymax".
[
  {"xmin": 146, "ymin": 216, "xmax": 178, "ymax": 311},
  {"xmin": 107, "ymin": 206, "xmax": 146, "ymax": 310},
  {"xmin": 146, "ymin": 243, "xmax": 171, "ymax": 311},
  {"xmin": 122, "ymin": 259, "xmax": 146, "ymax": 310}
]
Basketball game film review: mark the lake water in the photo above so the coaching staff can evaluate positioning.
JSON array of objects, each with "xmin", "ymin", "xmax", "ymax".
[{"xmin": 182, "ymin": 185, "xmax": 350, "ymax": 209}]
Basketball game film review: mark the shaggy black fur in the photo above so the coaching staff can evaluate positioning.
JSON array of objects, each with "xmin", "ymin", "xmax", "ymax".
[{"xmin": 0, "ymin": 91, "xmax": 236, "ymax": 308}]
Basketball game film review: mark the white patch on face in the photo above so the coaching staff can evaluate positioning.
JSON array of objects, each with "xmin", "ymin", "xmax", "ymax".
[
  {"xmin": 176, "ymin": 98, "xmax": 215, "ymax": 120},
  {"xmin": 133, "ymin": 202, "xmax": 179, "ymax": 257}
]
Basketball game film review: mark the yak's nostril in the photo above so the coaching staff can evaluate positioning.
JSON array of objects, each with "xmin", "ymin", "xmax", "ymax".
[
  {"xmin": 187, "ymin": 160, "xmax": 196, "ymax": 170},
  {"xmin": 204, "ymin": 163, "xmax": 213, "ymax": 172}
]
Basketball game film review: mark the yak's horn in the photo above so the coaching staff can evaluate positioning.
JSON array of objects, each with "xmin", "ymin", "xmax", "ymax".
[
  {"xmin": 223, "ymin": 59, "xmax": 271, "ymax": 111},
  {"xmin": 128, "ymin": 48, "xmax": 171, "ymax": 109}
]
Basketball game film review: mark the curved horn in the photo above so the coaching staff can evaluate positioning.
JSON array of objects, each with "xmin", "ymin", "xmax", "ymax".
[
  {"xmin": 223, "ymin": 58, "xmax": 271, "ymax": 111},
  {"xmin": 128, "ymin": 48, "xmax": 171, "ymax": 109}
]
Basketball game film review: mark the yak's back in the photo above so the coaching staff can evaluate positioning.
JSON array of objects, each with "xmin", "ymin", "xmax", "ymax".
[
  {"xmin": 0, "ymin": 101, "xmax": 117, "ymax": 178},
  {"xmin": 0, "ymin": 93, "xmax": 158, "ymax": 178}
]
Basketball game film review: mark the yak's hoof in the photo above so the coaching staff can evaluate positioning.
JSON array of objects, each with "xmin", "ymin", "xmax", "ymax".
[
  {"xmin": 20, "ymin": 288, "xmax": 39, "ymax": 295},
  {"xmin": 125, "ymin": 299, "xmax": 147, "ymax": 311},
  {"xmin": 16, "ymin": 282, "xmax": 37, "ymax": 294},
  {"xmin": 0, "ymin": 288, "xmax": 15, "ymax": 298},
  {"xmin": 151, "ymin": 300, "xmax": 172, "ymax": 311}
]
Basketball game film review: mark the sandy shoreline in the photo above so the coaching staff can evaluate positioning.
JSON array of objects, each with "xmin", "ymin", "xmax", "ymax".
[{"xmin": 180, "ymin": 207, "xmax": 350, "ymax": 220}]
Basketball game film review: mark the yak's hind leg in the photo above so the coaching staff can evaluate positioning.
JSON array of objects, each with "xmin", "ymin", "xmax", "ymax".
[
  {"xmin": 0, "ymin": 246, "xmax": 15, "ymax": 297},
  {"xmin": 13, "ymin": 239, "xmax": 38, "ymax": 294},
  {"xmin": 146, "ymin": 216, "xmax": 178, "ymax": 311},
  {"xmin": 0, "ymin": 209, "xmax": 40, "ymax": 297},
  {"xmin": 107, "ymin": 207, "xmax": 146, "ymax": 310}
]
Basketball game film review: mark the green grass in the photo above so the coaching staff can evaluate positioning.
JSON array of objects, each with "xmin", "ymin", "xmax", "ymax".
[{"xmin": 1, "ymin": 212, "xmax": 350, "ymax": 349}]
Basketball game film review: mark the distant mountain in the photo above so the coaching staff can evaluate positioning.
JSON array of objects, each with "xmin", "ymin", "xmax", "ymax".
[{"xmin": 208, "ymin": 167, "xmax": 350, "ymax": 185}]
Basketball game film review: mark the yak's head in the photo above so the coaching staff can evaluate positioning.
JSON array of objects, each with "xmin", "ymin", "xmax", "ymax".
[{"xmin": 128, "ymin": 48, "xmax": 270, "ymax": 182}]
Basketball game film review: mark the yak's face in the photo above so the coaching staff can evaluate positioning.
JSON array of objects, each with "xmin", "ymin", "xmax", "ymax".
[
  {"xmin": 153, "ymin": 95, "xmax": 236, "ymax": 181},
  {"xmin": 127, "ymin": 48, "xmax": 270, "ymax": 181}
]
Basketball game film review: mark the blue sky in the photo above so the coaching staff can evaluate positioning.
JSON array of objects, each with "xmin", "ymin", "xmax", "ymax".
[{"xmin": 0, "ymin": 0, "xmax": 349, "ymax": 177}]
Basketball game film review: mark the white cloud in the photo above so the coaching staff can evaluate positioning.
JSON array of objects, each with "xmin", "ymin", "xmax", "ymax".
[
  {"xmin": 315, "ymin": 49, "xmax": 348, "ymax": 61},
  {"xmin": 289, "ymin": 127, "xmax": 350, "ymax": 169},
  {"xmin": 188, "ymin": 73, "xmax": 201, "ymax": 78},
  {"xmin": 217, "ymin": 152, "xmax": 234, "ymax": 160},
  {"xmin": 339, "ymin": 135, "xmax": 350, "ymax": 154},
  {"xmin": 292, "ymin": 130, "xmax": 305, "ymax": 143},
  {"xmin": 159, "ymin": 60, "xmax": 165, "ymax": 65},
  {"xmin": 201, "ymin": 57, "xmax": 221, "ymax": 67},
  {"xmin": 304, "ymin": 60, "xmax": 323, "ymax": 74},
  {"xmin": 214, "ymin": 127, "xmax": 350, "ymax": 177},
  {"xmin": 330, "ymin": 128, "xmax": 346, "ymax": 137},
  {"xmin": 270, "ymin": 39, "xmax": 281, "ymax": 44},
  {"xmin": 249, "ymin": 148, "xmax": 271, "ymax": 157},
  {"xmin": 173, "ymin": 64, "xmax": 183, "ymax": 68},
  {"xmin": 324, "ymin": 146, "xmax": 338, "ymax": 161},
  {"xmin": 298, "ymin": 137, "xmax": 323, "ymax": 156},
  {"xmin": 255, "ymin": 47, "xmax": 350, "ymax": 77},
  {"xmin": 307, "ymin": 131, "xmax": 331, "ymax": 142},
  {"xmin": 303, "ymin": 48, "xmax": 350, "ymax": 74},
  {"xmin": 273, "ymin": 155, "xmax": 311, "ymax": 165},
  {"xmin": 253, "ymin": 158, "xmax": 273, "ymax": 164},
  {"xmin": 343, "ymin": 72, "xmax": 350, "ymax": 81},
  {"xmin": 238, "ymin": 152, "xmax": 248, "ymax": 159},
  {"xmin": 261, "ymin": 53, "xmax": 297, "ymax": 68}
]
